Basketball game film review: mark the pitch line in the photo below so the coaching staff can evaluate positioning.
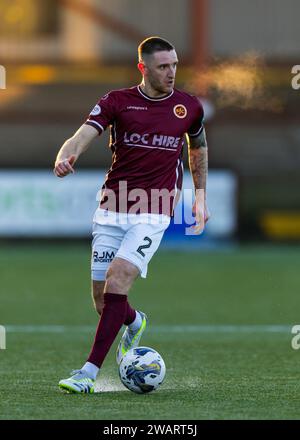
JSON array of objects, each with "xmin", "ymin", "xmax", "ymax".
[{"xmin": 5, "ymin": 324, "xmax": 292, "ymax": 334}]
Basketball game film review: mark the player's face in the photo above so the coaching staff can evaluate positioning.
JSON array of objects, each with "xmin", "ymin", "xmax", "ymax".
[{"xmin": 144, "ymin": 50, "xmax": 178, "ymax": 94}]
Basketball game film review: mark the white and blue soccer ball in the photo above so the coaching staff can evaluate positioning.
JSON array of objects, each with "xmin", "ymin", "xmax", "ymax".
[{"xmin": 119, "ymin": 347, "xmax": 166, "ymax": 394}]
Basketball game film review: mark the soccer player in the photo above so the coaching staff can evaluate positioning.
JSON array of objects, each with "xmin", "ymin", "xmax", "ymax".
[{"xmin": 54, "ymin": 36, "xmax": 210, "ymax": 393}]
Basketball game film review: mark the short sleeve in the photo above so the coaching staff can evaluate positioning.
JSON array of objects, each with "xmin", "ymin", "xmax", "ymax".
[
  {"xmin": 85, "ymin": 92, "xmax": 116, "ymax": 135},
  {"xmin": 187, "ymin": 97, "xmax": 204, "ymax": 137}
]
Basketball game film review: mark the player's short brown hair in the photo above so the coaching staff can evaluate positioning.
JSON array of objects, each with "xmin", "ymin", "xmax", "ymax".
[{"xmin": 138, "ymin": 37, "xmax": 174, "ymax": 61}]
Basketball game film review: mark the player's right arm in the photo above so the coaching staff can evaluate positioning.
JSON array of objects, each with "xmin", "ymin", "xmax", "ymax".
[{"xmin": 53, "ymin": 124, "xmax": 98, "ymax": 178}]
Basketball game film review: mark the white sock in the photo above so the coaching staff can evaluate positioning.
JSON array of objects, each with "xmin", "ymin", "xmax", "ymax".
[
  {"xmin": 82, "ymin": 362, "xmax": 99, "ymax": 380},
  {"xmin": 128, "ymin": 311, "xmax": 142, "ymax": 333}
]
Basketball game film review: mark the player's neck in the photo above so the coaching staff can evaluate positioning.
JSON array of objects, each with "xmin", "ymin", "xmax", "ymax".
[{"xmin": 139, "ymin": 82, "xmax": 172, "ymax": 99}]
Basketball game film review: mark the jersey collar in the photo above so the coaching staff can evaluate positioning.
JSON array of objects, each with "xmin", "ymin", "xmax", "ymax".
[{"xmin": 137, "ymin": 85, "xmax": 174, "ymax": 101}]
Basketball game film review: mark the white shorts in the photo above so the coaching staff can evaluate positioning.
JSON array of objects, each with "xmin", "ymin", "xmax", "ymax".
[{"xmin": 91, "ymin": 208, "xmax": 170, "ymax": 280}]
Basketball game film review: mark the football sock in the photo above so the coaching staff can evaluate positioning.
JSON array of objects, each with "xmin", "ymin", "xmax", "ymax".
[
  {"xmin": 124, "ymin": 301, "xmax": 136, "ymax": 326},
  {"xmin": 87, "ymin": 292, "xmax": 127, "ymax": 368},
  {"xmin": 81, "ymin": 361, "xmax": 99, "ymax": 380},
  {"xmin": 128, "ymin": 310, "xmax": 143, "ymax": 333}
]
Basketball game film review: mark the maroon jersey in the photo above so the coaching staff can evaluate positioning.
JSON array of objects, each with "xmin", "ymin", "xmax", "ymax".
[{"xmin": 85, "ymin": 85, "xmax": 204, "ymax": 216}]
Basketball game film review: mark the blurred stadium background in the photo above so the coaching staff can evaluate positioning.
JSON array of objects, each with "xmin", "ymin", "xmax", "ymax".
[
  {"xmin": 1, "ymin": 0, "xmax": 300, "ymax": 420},
  {"xmin": 0, "ymin": 0, "xmax": 299, "ymax": 241}
]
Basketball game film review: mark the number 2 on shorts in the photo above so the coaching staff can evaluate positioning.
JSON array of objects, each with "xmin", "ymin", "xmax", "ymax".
[{"xmin": 137, "ymin": 236, "xmax": 152, "ymax": 257}]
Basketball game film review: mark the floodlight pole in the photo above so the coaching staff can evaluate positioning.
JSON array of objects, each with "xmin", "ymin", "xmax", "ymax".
[{"xmin": 190, "ymin": 0, "xmax": 209, "ymax": 70}]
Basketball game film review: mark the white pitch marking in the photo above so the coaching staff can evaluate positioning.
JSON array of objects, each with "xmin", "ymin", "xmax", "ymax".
[
  {"xmin": 5, "ymin": 324, "xmax": 291, "ymax": 334},
  {"xmin": 94, "ymin": 376, "xmax": 128, "ymax": 393}
]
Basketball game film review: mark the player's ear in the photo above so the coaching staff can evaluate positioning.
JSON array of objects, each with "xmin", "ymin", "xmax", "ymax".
[{"xmin": 138, "ymin": 62, "xmax": 146, "ymax": 75}]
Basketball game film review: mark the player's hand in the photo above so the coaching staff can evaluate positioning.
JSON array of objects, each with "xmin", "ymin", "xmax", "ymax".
[
  {"xmin": 192, "ymin": 196, "xmax": 211, "ymax": 235},
  {"xmin": 53, "ymin": 155, "xmax": 76, "ymax": 178}
]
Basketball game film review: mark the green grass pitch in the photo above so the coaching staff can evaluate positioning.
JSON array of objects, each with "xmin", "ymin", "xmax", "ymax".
[{"xmin": 0, "ymin": 243, "xmax": 300, "ymax": 420}]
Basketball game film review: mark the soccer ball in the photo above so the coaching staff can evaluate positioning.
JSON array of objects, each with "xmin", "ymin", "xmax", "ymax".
[{"xmin": 119, "ymin": 346, "xmax": 166, "ymax": 394}]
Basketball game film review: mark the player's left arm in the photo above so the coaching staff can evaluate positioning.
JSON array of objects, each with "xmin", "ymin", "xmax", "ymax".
[{"xmin": 187, "ymin": 126, "xmax": 211, "ymax": 234}]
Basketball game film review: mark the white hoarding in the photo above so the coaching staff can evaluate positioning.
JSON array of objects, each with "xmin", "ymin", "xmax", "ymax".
[{"xmin": 0, "ymin": 170, "xmax": 237, "ymax": 238}]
